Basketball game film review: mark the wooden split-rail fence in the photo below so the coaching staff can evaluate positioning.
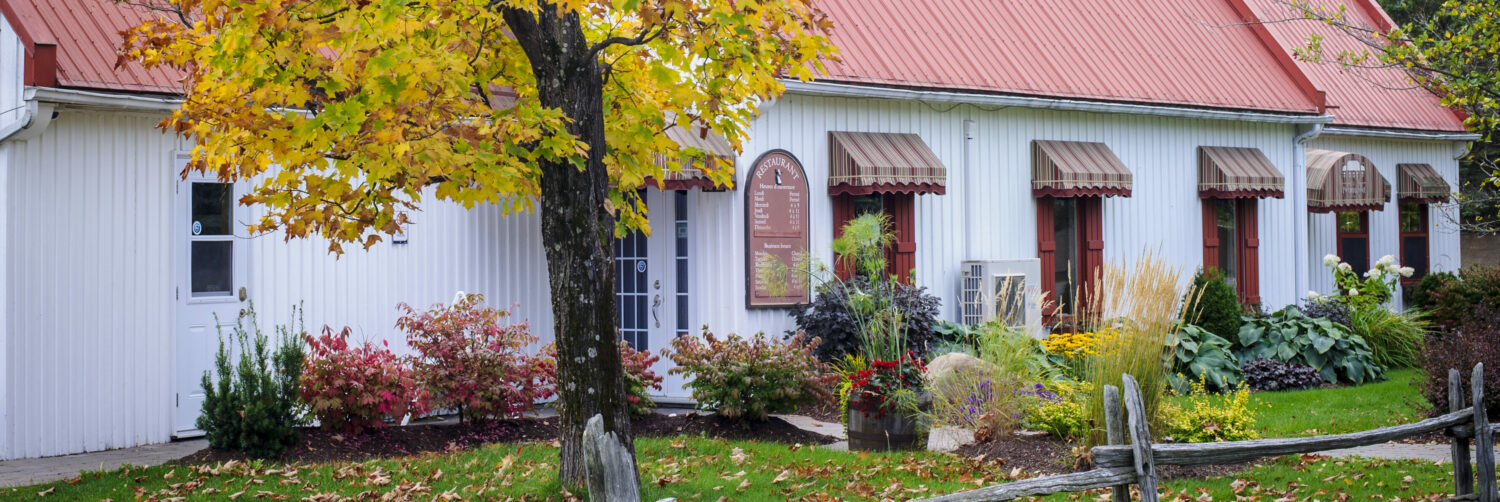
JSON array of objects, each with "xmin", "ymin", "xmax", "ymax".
[{"xmin": 922, "ymin": 363, "xmax": 1500, "ymax": 502}]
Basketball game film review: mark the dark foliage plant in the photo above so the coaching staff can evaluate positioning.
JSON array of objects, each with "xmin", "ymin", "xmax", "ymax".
[
  {"xmin": 1422, "ymin": 301, "xmax": 1500, "ymax": 415},
  {"xmin": 793, "ymin": 277, "xmax": 941, "ymax": 361},
  {"xmin": 1413, "ymin": 266, "xmax": 1500, "ymax": 333},
  {"xmin": 1184, "ymin": 269, "xmax": 1242, "ymax": 342},
  {"xmin": 1241, "ymin": 359, "xmax": 1325, "ymax": 391},
  {"xmin": 198, "ymin": 304, "xmax": 307, "ymax": 458}
]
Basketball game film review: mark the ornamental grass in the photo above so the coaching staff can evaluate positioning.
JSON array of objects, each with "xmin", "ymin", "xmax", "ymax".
[{"xmin": 1075, "ymin": 249, "xmax": 1196, "ymax": 448}]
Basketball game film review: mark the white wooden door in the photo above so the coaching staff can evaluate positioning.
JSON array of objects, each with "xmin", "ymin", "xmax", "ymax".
[{"xmin": 173, "ymin": 156, "xmax": 249, "ymax": 437}]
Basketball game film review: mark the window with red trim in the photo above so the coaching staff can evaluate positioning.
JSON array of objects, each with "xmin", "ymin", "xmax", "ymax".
[
  {"xmin": 1336, "ymin": 211, "xmax": 1371, "ymax": 275},
  {"xmin": 1037, "ymin": 197, "xmax": 1102, "ymax": 319},
  {"xmin": 1399, "ymin": 202, "xmax": 1430, "ymax": 286},
  {"xmin": 1201, "ymin": 199, "xmax": 1263, "ymax": 305},
  {"xmin": 832, "ymin": 193, "xmax": 916, "ymax": 282}
]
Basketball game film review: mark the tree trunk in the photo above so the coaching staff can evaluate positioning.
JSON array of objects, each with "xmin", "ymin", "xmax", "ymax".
[{"xmin": 500, "ymin": 5, "xmax": 638, "ymax": 488}]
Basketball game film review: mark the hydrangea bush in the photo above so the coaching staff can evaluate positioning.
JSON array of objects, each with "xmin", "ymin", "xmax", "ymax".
[{"xmin": 1314, "ymin": 253, "xmax": 1414, "ymax": 310}]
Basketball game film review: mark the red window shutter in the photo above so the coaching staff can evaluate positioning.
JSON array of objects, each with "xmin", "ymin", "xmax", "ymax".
[
  {"xmin": 832, "ymin": 194, "xmax": 856, "ymax": 281},
  {"xmin": 1237, "ymin": 199, "xmax": 1261, "ymax": 306},
  {"xmin": 1202, "ymin": 199, "xmax": 1220, "ymax": 271},
  {"xmin": 1080, "ymin": 197, "xmax": 1105, "ymax": 296},
  {"xmin": 886, "ymin": 193, "xmax": 917, "ymax": 283},
  {"xmin": 1036, "ymin": 198, "xmax": 1057, "ymax": 316}
]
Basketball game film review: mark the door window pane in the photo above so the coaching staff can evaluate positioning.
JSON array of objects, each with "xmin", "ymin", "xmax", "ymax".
[
  {"xmin": 853, "ymin": 195, "xmax": 884, "ymax": 216},
  {"xmin": 1341, "ymin": 237, "xmax": 1370, "ymax": 274},
  {"xmin": 1217, "ymin": 200, "xmax": 1237, "ymax": 287},
  {"xmin": 1053, "ymin": 198, "xmax": 1079, "ymax": 315},
  {"xmin": 191, "ymin": 183, "xmax": 233, "ymax": 236},
  {"xmin": 1403, "ymin": 236, "xmax": 1430, "ymax": 280},
  {"xmin": 191, "ymin": 241, "xmax": 233, "ymax": 296}
]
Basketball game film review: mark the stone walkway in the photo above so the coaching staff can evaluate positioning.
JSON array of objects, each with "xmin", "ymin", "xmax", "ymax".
[{"xmin": 0, "ymin": 439, "xmax": 207, "ymax": 488}]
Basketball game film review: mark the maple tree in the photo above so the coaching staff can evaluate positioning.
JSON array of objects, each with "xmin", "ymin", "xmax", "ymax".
[{"xmin": 119, "ymin": 0, "xmax": 834, "ymax": 486}]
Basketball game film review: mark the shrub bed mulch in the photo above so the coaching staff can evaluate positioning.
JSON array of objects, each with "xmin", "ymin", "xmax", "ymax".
[
  {"xmin": 179, "ymin": 413, "xmax": 837, "ymax": 465},
  {"xmin": 792, "ymin": 401, "xmax": 842, "ymax": 423},
  {"xmin": 955, "ymin": 434, "xmax": 1259, "ymax": 480}
]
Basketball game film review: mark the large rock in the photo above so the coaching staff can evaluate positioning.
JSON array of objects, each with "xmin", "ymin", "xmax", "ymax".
[{"xmin": 925, "ymin": 352, "xmax": 998, "ymax": 386}]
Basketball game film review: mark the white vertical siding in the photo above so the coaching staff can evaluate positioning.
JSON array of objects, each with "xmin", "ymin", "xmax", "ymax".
[
  {"xmin": 2, "ymin": 107, "xmax": 555, "ymax": 460},
  {"xmin": 246, "ymin": 196, "xmax": 553, "ymax": 355},
  {"xmin": 5, "ymin": 109, "xmax": 182, "ymax": 459},
  {"xmin": 691, "ymin": 93, "xmax": 1304, "ymax": 342},
  {"xmin": 1306, "ymin": 135, "xmax": 1464, "ymax": 304},
  {"xmin": 0, "ymin": 11, "xmax": 26, "ymax": 463}
]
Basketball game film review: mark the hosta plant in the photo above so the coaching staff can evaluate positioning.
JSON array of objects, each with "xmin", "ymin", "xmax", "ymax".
[
  {"xmin": 1235, "ymin": 306, "xmax": 1384, "ymax": 385},
  {"xmin": 1241, "ymin": 359, "xmax": 1324, "ymax": 392},
  {"xmin": 400, "ymin": 295, "xmax": 556, "ymax": 422},
  {"xmin": 301, "ymin": 327, "xmax": 421, "ymax": 433},
  {"xmin": 667, "ymin": 330, "xmax": 837, "ymax": 421},
  {"xmin": 1166, "ymin": 325, "xmax": 1243, "ymax": 394}
]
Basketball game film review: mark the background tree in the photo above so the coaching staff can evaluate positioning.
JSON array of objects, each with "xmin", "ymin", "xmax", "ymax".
[
  {"xmin": 119, "ymin": 0, "xmax": 834, "ymax": 486},
  {"xmin": 1285, "ymin": 0, "xmax": 1498, "ymax": 233}
]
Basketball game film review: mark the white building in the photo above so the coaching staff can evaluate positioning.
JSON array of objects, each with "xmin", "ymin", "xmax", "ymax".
[{"xmin": 0, "ymin": 0, "xmax": 1474, "ymax": 459}]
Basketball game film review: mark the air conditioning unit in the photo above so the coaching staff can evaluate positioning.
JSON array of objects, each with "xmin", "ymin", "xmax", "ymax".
[{"xmin": 959, "ymin": 259, "xmax": 1043, "ymax": 337}]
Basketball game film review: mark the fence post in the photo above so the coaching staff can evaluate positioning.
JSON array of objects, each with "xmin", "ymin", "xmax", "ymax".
[
  {"xmin": 1121, "ymin": 375, "xmax": 1158, "ymax": 502},
  {"xmin": 1452, "ymin": 368, "xmax": 1474, "ymax": 496},
  {"xmin": 1103, "ymin": 385, "xmax": 1130, "ymax": 502},
  {"xmin": 1474, "ymin": 363, "xmax": 1497, "ymax": 502}
]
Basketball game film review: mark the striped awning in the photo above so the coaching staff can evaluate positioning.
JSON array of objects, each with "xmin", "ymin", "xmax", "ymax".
[
  {"xmin": 827, "ymin": 131, "xmax": 947, "ymax": 195},
  {"xmin": 1307, "ymin": 149, "xmax": 1391, "ymax": 213},
  {"xmin": 1397, "ymin": 163, "xmax": 1452, "ymax": 203},
  {"xmin": 1031, "ymin": 140, "xmax": 1133, "ymax": 198},
  {"xmin": 1198, "ymin": 146, "xmax": 1284, "ymax": 198},
  {"xmin": 649, "ymin": 119, "xmax": 736, "ymax": 190}
]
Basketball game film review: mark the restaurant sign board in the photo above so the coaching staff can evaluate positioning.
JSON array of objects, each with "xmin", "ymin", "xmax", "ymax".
[{"xmin": 745, "ymin": 150, "xmax": 811, "ymax": 308}]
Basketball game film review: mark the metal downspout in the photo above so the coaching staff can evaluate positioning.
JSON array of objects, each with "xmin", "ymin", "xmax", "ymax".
[{"xmin": 1293, "ymin": 123, "xmax": 1324, "ymax": 299}]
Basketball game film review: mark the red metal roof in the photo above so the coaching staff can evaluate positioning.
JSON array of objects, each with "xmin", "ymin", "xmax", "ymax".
[
  {"xmin": 816, "ymin": 0, "xmax": 1325, "ymax": 115},
  {"xmin": 1243, "ymin": 0, "xmax": 1468, "ymax": 132},
  {"xmin": 0, "ymin": 0, "xmax": 182, "ymax": 94}
]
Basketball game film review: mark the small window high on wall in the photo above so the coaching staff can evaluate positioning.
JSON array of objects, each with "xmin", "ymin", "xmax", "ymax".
[
  {"xmin": 1031, "ymin": 140, "xmax": 1132, "ymax": 321},
  {"xmin": 1197, "ymin": 146, "xmax": 1282, "ymax": 306},
  {"xmin": 827, "ymin": 131, "xmax": 948, "ymax": 283}
]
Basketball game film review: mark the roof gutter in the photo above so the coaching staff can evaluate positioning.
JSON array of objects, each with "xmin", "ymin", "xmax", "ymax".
[
  {"xmin": 30, "ymin": 86, "xmax": 181, "ymax": 112},
  {"xmin": 782, "ymin": 81, "xmax": 1334, "ymax": 125},
  {"xmin": 1319, "ymin": 125, "xmax": 1482, "ymax": 142}
]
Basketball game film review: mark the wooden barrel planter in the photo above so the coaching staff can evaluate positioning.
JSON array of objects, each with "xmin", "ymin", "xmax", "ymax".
[{"xmin": 846, "ymin": 396, "xmax": 929, "ymax": 452}]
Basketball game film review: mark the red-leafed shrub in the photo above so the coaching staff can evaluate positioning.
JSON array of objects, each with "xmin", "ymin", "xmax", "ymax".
[
  {"xmin": 1423, "ymin": 301, "xmax": 1500, "ymax": 415},
  {"xmin": 540, "ymin": 340, "xmax": 663, "ymax": 416},
  {"xmin": 667, "ymin": 330, "xmax": 837, "ymax": 421},
  {"xmin": 301, "ymin": 327, "xmax": 421, "ymax": 433},
  {"xmin": 400, "ymin": 295, "xmax": 555, "ymax": 422},
  {"xmin": 620, "ymin": 341, "xmax": 664, "ymax": 416}
]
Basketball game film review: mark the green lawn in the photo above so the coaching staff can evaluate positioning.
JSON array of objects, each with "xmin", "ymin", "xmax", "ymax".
[
  {"xmin": 5, "ymin": 435, "xmax": 1465, "ymax": 501},
  {"xmin": 1169, "ymin": 368, "xmax": 1431, "ymax": 438},
  {"xmin": 6, "ymin": 370, "xmax": 1450, "ymax": 500}
]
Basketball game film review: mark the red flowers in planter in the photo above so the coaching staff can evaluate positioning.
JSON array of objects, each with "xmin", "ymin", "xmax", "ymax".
[{"xmin": 847, "ymin": 353, "xmax": 928, "ymax": 417}]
